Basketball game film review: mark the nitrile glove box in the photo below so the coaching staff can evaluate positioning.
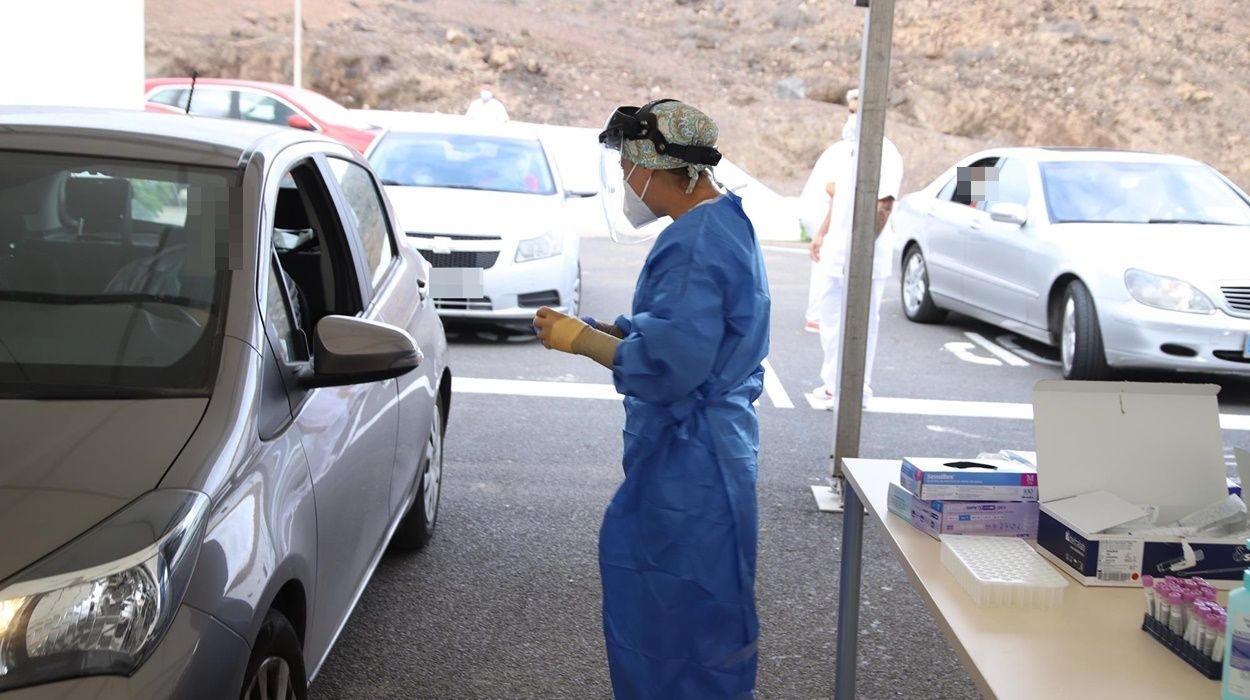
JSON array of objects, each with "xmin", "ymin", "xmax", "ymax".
[
  {"xmin": 1030, "ymin": 381, "xmax": 1249, "ymax": 588},
  {"xmin": 887, "ymin": 480, "xmax": 1039, "ymax": 539},
  {"xmin": 900, "ymin": 457, "xmax": 1039, "ymax": 501}
]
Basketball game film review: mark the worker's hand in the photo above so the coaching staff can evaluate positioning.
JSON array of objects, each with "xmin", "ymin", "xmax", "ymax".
[
  {"xmin": 533, "ymin": 306, "xmax": 587, "ymax": 353},
  {"xmin": 810, "ymin": 233, "xmax": 824, "ymax": 263}
]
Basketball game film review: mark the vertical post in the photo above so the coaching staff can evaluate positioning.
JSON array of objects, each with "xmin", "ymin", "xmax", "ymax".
[
  {"xmin": 830, "ymin": 0, "xmax": 896, "ymax": 478},
  {"xmin": 832, "ymin": 0, "xmax": 895, "ymax": 696},
  {"xmin": 834, "ymin": 480, "xmax": 865, "ymax": 699},
  {"xmin": 292, "ymin": 0, "xmax": 302, "ymax": 88}
]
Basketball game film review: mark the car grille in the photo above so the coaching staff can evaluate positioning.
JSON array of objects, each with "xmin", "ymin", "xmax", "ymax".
[
  {"xmin": 408, "ymin": 233, "xmax": 503, "ymax": 269},
  {"xmin": 435, "ymin": 297, "xmax": 493, "ymax": 311},
  {"xmin": 1222, "ymin": 287, "xmax": 1250, "ymax": 313},
  {"xmin": 518, "ymin": 290, "xmax": 561, "ymax": 308},
  {"xmin": 422, "ymin": 251, "xmax": 500, "ymax": 269}
]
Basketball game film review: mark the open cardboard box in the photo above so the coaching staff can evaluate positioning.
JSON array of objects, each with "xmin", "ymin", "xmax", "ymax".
[{"xmin": 1031, "ymin": 380, "xmax": 1250, "ymax": 588}]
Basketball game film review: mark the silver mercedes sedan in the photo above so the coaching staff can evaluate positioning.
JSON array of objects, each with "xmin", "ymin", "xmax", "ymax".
[
  {"xmin": 0, "ymin": 108, "xmax": 450, "ymax": 699},
  {"xmin": 890, "ymin": 147, "xmax": 1250, "ymax": 379}
]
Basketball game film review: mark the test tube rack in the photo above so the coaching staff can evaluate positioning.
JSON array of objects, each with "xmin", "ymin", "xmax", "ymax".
[{"xmin": 1140, "ymin": 614, "xmax": 1222, "ymax": 680}]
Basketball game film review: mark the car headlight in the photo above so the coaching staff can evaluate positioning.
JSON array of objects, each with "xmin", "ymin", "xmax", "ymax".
[
  {"xmin": 1124, "ymin": 269, "xmax": 1215, "ymax": 314},
  {"xmin": 0, "ymin": 490, "xmax": 209, "ymax": 691},
  {"xmin": 515, "ymin": 231, "xmax": 564, "ymax": 262}
]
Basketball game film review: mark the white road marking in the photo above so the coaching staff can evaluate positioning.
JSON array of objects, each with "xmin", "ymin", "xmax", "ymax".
[
  {"xmin": 453, "ymin": 377, "xmax": 1250, "ymax": 431},
  {"xmin": 926, "ymin": 424, "xmax": 989, "ymax": 440},
  {"xmin": 761, "ymin": 358, "xmax": 794, "ymax": 409},
  {"xmin": 965, "ymin": 332, "xmax": 1030, "ymax": 367},
  {"xmin": 943, "ymin": 341, "xmax": 1002, "ymax": 366},
  {"xmin": 456, "ymin": 377, "xmax": 622, "ymax": 401},
  {"xmin": 996, "ymin": 333, "xmax": 1061, "ymax": 367}
]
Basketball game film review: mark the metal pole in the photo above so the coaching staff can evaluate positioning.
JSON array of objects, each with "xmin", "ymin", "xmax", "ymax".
[
  {"xmin": 293, "ymin": 0, "xmax": 302, "ymax": 88},
  {"xmin": 832, "ymin": 1, "xmax": 895, "ymax": 693},
  {"xmin": 830, "ymin": 0, "xmax": 896, "ymax": 482},
  {"xmin": 833, "ymin": 481, "xmax": 865, "ymax": 699}
]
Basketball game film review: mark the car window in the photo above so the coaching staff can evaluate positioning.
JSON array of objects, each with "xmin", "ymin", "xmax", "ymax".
[
  {"xmin": 265, "ymin": 255, "xmax": 308, "ymax": 363},
  {"xmin": 327, "ymin": 158, "xmax": 395, "ymax": 289},
  {"xmin": 239, "ymin": 92, "xmax": 298, "ymax": 126},
  {"xmin": 0, "ymin": 150, "xmax": 233, "ymax": 398},
  {"xmin": 936, "ymin": 175, "xmax": 956, "ymax": 201},
  {"xmin": 130, "ymin": 178, "xmax": 188, "ymax": 226},
  {"xmin": 991, "ymin": 158, "xmax": 1030, "ymax": 208},
  {"xmin": 1040, "ymin": 161, "xmax": 1250, "ymax": 225},
  {"xmin": 369, "ymin": 132, "xmax": 558, "ymax": 195},
  {"xmin": 149, "ymin": 88, "xmax": 188, "ymax": 108},
  {"xmin": 950, "ymin": 157, "xmax": 1000, "ymax": 208},
  {"xmin": 187, "ymin": 87, "xmax": 234, "ymax": 119}
]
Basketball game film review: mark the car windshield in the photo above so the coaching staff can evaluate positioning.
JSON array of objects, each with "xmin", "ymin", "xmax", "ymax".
[
  {"xmin": 0, "ymin": 150, "xmax": 234, "ymax": 399},
  {"xmin": 369, "ymin": 132, "xmax": 557, "ymax": 195},
  {"xmin": 1041, "ymin": 160, "xmax": 1250, "ymax": 225}
]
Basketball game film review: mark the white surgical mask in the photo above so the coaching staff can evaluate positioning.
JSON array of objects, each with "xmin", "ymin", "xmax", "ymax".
[
  {"xmin": 622, "ymin": 164, "xmax": 658, "ymax": 229},
  {"xmin": 480, "ymin": 90, "xmax": 493, "ymax": 102}
]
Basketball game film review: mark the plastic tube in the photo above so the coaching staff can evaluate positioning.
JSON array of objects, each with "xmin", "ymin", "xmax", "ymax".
[{"xmin": 1142, "ymin": 575, "xmax": 1156, "ymax": 619}]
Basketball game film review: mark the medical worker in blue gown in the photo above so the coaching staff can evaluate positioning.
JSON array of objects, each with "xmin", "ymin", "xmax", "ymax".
[{"xmin": 533, "ymin": 99, "xmax": 771, "ymax": 700}]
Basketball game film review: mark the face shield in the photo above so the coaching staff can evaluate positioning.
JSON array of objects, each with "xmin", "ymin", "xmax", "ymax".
[{"xmin": 597, "ymin": 101, "xmax": 723, "ymax": 244}]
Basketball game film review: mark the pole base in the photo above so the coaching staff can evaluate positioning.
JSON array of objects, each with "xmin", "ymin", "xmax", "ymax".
[{"xmin": 811, "ymin": 482, "xmax": 846, "ymax": 513}]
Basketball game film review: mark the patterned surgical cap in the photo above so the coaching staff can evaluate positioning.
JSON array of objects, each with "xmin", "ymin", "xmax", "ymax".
[{"xmin": 622, "ymin": 101, "xmax": 719, "ymax": 194}]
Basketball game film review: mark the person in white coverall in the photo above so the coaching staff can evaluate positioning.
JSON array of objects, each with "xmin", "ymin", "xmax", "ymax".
[
  {"xmin": 804, "ymin": 133, "xmax": 903, "ymax": 409},
  {"xmin": 465, "ymin": 84, "xmax": 509, "ymax": 123},
  {"xmin": 802, "ymin": 88, "xmax": 860, "ymax": 332}
]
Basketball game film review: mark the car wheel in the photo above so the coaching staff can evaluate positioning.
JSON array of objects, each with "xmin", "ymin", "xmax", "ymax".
[
  {"xmin": 240, "ymin": 611, "xmax": 306, "ymax": 700},
  {"xmin": 568, "ymin": 263, "xmax": 582, "ymax": 317},
  {"xmin": 391, "ymin": 401, "xmax": 445, "ymax": 551},
  {"xmin": 1060, "ymin": 280, "xmax": 1111, "ymax": 380},
  {"xmin": 900, "ymin": 246, "xmax": 946, "ymax": 323}
]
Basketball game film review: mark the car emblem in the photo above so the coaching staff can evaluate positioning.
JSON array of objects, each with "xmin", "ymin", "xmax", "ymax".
[{"xmin": 431, "ymin": 236, "xmax": 453, "ymax": 255}]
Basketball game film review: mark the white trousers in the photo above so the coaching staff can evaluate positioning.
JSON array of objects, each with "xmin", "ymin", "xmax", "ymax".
[
  {"xmin": 816, "ymin": 273, "xmax": 886, "ymax": 392},
  {"xmin": 805, "ymin": 261, "xmax": 822, "ymax": 323}
]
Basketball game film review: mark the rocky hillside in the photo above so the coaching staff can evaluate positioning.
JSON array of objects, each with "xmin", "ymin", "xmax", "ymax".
[{"xmin": 147, "ymin": 0, "xmax": 1250, "ymax": 195}]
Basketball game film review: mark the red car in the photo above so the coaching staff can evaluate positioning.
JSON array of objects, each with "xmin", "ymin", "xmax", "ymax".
[{"xmin": 144, "ymin": 78, "xmax": 379, "ymax": 154}]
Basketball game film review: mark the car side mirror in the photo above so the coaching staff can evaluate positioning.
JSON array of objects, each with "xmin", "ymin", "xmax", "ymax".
[
  {"xmin": 300, "ymin": 315, "xmax": 422, "ymax": 388},
  {"xmin": 287, "ymin": 114, "xmax": 316, "ymax": 131},
  {"xmin": 988, "ymin": 202, "xmax": 1028, "ymax": 227}
]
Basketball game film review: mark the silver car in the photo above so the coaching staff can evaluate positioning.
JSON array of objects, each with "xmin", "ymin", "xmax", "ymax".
[
  {"xmin": 0, "ymin": 108, "xmax": 450, "ymax": 699},
  {"xmin": 891, "ymin": 147, "xmax": 1250, "ymax": 379}
]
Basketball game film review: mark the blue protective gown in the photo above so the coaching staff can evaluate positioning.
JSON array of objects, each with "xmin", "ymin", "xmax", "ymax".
[{"xmin": 602, "ymin": 191, "xmax": 771, "ymax": 699}]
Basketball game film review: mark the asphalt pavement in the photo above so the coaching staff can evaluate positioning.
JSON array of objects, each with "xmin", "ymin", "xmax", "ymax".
[{"xmin": 310, "ymin": 237, "xmax": 1250, "ymax": 699}]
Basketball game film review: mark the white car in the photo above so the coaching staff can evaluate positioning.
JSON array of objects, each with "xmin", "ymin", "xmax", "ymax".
[
  {"xmin": 890, "ymin": 147, "xmax": 1250, "ymax": 379},
  {"xmin": 361, "ymin": 112, "xmax": 588, "ymax": 325}
]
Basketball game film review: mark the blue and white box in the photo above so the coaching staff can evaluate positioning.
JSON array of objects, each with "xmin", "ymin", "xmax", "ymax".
[
  {"xmin": 1031, "ymin": 381, "xmax": 1248, "ymax": 588},
  {"xmin": 900, "ymin": 457, "xmax": 1039, "ymax": 502}
]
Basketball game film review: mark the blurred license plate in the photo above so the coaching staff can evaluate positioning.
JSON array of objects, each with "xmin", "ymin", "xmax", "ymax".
[{"xmin": 430, "ymin": 268, "xmax": 485, "ymax": 299}]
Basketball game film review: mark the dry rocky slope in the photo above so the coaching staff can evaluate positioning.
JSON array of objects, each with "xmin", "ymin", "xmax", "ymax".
[{"xmin": 149, "ymin": 0, "xmax": 1250, "ymax": 196}]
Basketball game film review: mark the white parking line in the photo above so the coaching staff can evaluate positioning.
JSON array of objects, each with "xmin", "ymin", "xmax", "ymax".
[
  {"xmin": 761, "ymin": 358, "xmax": 794, "ymax": 409},
  {"xmin": 456, "ymin": 377, "xmax": 622, "ymax": 401},
  {"xmin": 453, "ymin": 377, "xmax": 1250, "ymax": 431},
  {"xmin": 762, "ymin": 245, "xmax": 809, "ymax": 255},
  {"xmin": 965, "ymin": 332, "xmax": 1030, "ymax": 367}
]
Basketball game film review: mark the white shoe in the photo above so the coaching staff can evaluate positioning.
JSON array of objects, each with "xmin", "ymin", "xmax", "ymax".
[{"xmin": 808, "ymin": 387, "xmax": 836, "ymax": 411}]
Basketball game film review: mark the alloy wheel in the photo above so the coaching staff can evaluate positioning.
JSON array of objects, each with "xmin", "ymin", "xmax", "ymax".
[
  {"xmin": 903, "ymin": 252, "xmax": 927, "ymax": 316},
  {"xmin": 422, "ymin": 407, "xmax": 444, "ymax": 529},
  {"xmin": 244, "ymin": 657, "xmax": 296, "ymax": 700},
  {"xmin": 1061, "ymin": 297, "xmax": 1076, "ymax": 374}
]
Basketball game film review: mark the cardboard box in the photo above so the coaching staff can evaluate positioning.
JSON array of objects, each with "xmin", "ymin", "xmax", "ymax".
[
  {"xmin": 900, "ymin": 457, "xmax": 1039, "ymax": 501},
  {"xmin": 888, "ymin": 481, "xmax": 1039, "ymax": 539},
  {"xmin": 1031, "ymin": 380, "xmax": 1249, "ymax": 588}
]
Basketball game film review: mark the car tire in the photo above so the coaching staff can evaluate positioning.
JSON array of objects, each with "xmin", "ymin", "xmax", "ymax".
[
  {"xmin": 900, "ymin": 245, "xmax": 946, "ymax": 323},
  {"xmin": 240, "ymin": 611, "xmax": 306, "ymax": 700},
  {"xmin": 391, "ymin": 401, "xmax": 445, "ymax": 551},
  {"xmin": 1060, "ymin": 280, "xmax": 1111, "ymax": 380}
]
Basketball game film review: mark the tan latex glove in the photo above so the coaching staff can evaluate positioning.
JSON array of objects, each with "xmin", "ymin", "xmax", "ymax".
[{"xmin": 533, "ymin": 306, "xmax": 619, "ymax": 369}]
